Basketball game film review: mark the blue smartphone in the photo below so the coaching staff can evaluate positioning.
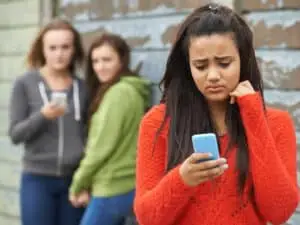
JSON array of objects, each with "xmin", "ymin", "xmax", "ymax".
[{"xmin": 192, "ymin": 133, "xmax": 220, "ymax": 161}]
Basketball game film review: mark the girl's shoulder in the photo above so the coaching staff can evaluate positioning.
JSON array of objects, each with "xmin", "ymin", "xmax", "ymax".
[{"xmin": 141, "ymin": 104, "xmax": 169, "ymax": 135}]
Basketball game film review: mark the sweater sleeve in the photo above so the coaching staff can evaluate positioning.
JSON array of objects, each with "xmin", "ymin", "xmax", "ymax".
[
  {"xmin": 8, "ymin": 77, "xmax": 48, "ymax": 144},
  {"xmin": 237, "ymin": 93, "xmax": 299, "ymax": 225},
  {"xmin": 69, "ymin": 85, "xmax": 128, "ymax": 194},
  {"xmin": 134, "ymin": 106, "xmax": 197, "ymax": 225}
]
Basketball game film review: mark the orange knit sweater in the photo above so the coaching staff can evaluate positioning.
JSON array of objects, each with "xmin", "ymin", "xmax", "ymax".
[{"xmin": 134, "ymin": 93, "xmax": 299, "ymax": 225}]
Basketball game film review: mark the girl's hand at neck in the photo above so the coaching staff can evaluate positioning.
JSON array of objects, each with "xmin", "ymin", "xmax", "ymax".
[{"xmin": 229, "ymin": 80, "xmax": 255, "ymax": 104}]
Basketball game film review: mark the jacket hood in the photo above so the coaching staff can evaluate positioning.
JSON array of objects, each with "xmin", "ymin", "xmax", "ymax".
[{"xmin": 120, "ymin": 76, "xmax": 151, "ymax": 106}]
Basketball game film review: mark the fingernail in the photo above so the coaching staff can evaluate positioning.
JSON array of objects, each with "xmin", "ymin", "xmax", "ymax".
[
  {"xmin": 222, "ymin": 164, "xmax": 228, "ymax": 169},
  {"xmin": 220, "ymin": 158, "xmax": 227, "ymax": 163}
]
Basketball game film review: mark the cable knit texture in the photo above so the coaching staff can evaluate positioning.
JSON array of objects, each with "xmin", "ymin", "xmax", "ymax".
[{"xmin": 134, "ymin": 92, "xmax": 299, "ymax": 225}]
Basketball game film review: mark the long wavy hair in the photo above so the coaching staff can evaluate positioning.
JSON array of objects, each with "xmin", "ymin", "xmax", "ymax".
[
  {"xmin": 85, "ymin": 33, "xmax": 136, "ymax": 125},
  {"xmin": 158, "ymin": 3, "xmax": 265, "ymax": 193}
]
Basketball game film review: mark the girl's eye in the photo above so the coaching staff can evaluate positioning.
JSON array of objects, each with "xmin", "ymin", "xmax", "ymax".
[
  {"xmin": 219, "ymin": 62, "xmax": 230, "ymax": 68},
  {"xmin": 195, "ymin": 65, "xmax": 207, "ymax": 71}
]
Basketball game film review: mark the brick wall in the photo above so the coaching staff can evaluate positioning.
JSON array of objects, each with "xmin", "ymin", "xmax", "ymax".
[
  {"xmin": 0, "ymin": 0, "xmax": 40, "ymax": 224},
  {"xmin": 241, "ymin": 1, "xmax": 300, "ymax": 223}
]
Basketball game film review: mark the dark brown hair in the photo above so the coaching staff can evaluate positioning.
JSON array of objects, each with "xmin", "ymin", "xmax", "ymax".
[
  {"xmin": 26, "ymin": 18, "xmax": 84, "ymax": 73},
  {"xmin": 86, "ymin": 33, "xmax": 136, "ymax": 123},
  {"xmin": 158, "ymin": 3, "xmax": 265, "ymax": 193}
]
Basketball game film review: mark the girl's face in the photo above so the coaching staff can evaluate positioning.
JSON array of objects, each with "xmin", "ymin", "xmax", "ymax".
[
  {"xmin": 189, "ymin": 33, "xmax": 241, "ymax": 104},
  {"xmin": 43, "ymin": 29, "xmax": 74, "ymax": 72},
  {"xmin": 91, "ymin": 44, "xmax": 122, "ymax": 83}
]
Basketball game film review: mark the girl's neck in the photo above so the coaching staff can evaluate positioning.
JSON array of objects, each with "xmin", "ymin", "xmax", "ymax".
[
  {"xmin": 40, "ymin": 66, "xmax": 72, "ymax": 91},
  {"xmin": 208, "ymin": 101, "xmax": 228, "ymax": 136},
  {"xmin": 41, "ymin": 66, "xmax": 71, "ymax": 79}
]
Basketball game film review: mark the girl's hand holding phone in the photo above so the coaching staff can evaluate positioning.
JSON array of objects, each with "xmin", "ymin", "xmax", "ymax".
[
  {"xmin": 41, "ymin": 102, "xmax": 66, "ymax": 120},
  {"xmin": 179, "ymin": 153, "xmax": 228, "ymax": 187},
  {"xmin": 41, "ymin": 92, "xmax": 68, "ymax": 120}
]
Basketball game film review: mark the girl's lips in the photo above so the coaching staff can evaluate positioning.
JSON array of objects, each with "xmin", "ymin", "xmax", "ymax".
[{"xmin": 206, "ymin": 85, "xmax": 225, "ymax": 93}]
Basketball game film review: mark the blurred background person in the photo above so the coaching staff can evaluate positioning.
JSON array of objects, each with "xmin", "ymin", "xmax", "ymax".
[
  {"xmin": 69, "ymin": 33, "xmax": 150, "ymax": 225},
  {"xmin": 8, "ymin": 18, "xmax": 89, "ymax": 225}
]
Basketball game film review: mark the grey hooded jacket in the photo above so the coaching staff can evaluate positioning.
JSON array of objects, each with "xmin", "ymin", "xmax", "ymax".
[{"xmin": 9, "ymin": 70, "xmax": 89, "ymax": 177}]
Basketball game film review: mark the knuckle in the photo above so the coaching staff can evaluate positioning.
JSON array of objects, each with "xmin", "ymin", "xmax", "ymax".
[
  {"xmin": 206, "ymin": 167, "xmax": 219, "ymax": 177},
  {"xmin": 214, "ymin": 167, "xmax": 223, "ymax": 176},
  {"xmin": 202, "ymin": 164, "xmax": 210, "ymax": 171},
  {"xmin": 203, "ymin": 170, "xmax": 211, "ymax": 177},
  {"xmin": 190, "ymin": 153, "xmax": 197, "ymax": 161},
  {"xmin": 208, "ymin": 161, "xmax": 217, "ymax": 168},
  {"xmin": 186, "ymin": 164, "xmax": 193, "ymax": 173},
  {"xmin": 210, "ymin": 168, "xmax": 219, "ymax": 176},
  {"xmin": 202, "ymin": 162, "xmax": 210, "ymax": 168},
  {"xmin": 201, "ymin": 161, "xmax": 215, "ymax": 170}
]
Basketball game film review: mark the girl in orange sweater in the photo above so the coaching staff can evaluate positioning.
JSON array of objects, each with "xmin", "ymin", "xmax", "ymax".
[{"xmin": 134, "ymin": 3, "xmax": 299, "ymax": 225}]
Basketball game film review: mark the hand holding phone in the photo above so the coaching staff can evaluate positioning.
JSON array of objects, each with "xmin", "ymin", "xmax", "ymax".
[
  {"xmin": 178, "ymin": 133, "xmax": 228, "ymax": 187},
  {"xmin": 41, "ymin": 102, "xmax": 66, "ymax": 120}
]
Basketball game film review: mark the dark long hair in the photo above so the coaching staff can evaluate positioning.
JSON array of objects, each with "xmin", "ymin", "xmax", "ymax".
[
  {"xmin": 85, "ymin": 33, "xmax": 136, "ymax": 125},
  {"xmin": 27, "ymin": 18, "xmax": 84, "ymax": 74},
  {"xmin": 159, "ymin": 3, "xmax": 265, "ymax": 193}
]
